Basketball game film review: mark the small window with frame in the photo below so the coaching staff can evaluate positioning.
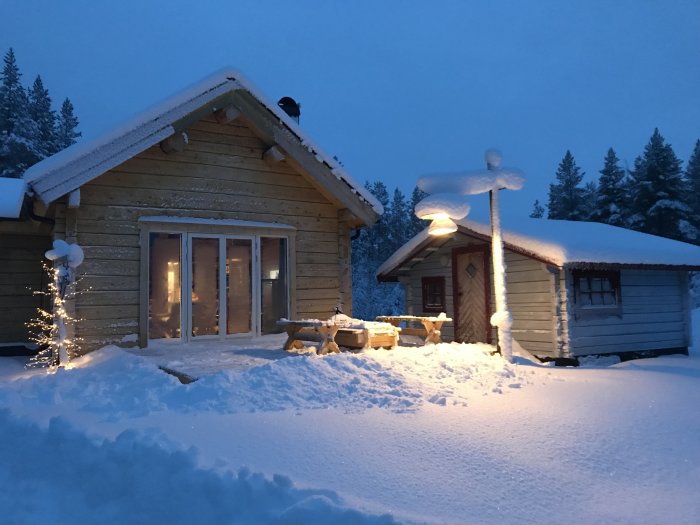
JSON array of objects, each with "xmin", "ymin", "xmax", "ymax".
[
  {"xmin": 422, "ymin": 276, "xmax": 446, "ymax": 313},
  {"xmin": 573, "ymin": 270, "xmax": 621, "ymax": 316}
]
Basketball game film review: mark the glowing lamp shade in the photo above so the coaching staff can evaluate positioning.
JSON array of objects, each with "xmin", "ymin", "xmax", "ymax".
[
  {"xmin": 415, "ymin": 193, "xmax": 469, "ymax": 236},
  {"xmin": 428, "ymin": 216, "xmax": 458, "ymax": 235}
]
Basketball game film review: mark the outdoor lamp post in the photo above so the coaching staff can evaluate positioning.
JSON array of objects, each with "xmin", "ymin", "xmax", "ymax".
[{"xmin": 415, "ymin": 149, "xmax": 524, "ymax": 362}]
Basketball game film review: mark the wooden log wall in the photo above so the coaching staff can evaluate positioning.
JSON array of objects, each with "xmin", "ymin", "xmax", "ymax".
[
  {"xmin": 404, "ymin": 232, "xmax": 558, "ymax": 357},
  {"xmin": 0, "ymin": 233, "xmax": 52, "ymax": 344},
  {"xmin": 567, "ymin": 269, "xmax": 689, "ymax": 356},
  {"xmin": 66, "ymin": 114, "xmax": 348, "ymax": 352}
]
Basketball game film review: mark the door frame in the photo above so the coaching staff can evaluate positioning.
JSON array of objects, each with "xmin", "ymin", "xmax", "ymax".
[{"xmin": 451, "ymin": 244, "xmax": 492, "ymax": 344}]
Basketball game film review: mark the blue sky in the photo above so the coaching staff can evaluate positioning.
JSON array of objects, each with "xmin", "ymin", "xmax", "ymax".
[{"xmin": 2, "ymin": 0, "xmax": 699, "ymax": 220}]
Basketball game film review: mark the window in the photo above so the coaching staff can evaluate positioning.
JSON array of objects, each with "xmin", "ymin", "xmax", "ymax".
[
  {"xmin": 149, "ymin": 233, "xmax": 182, "ymax": 339},
  {"xmin": 422, "ymin": 276, "xmax": 446, "ymax": 313},
  {"xmin": 573, "ymin": 270, "xmax": 621, "ymax": 315},
  {"xmin": 146, "ymin": 227, "xmax": 290, "ymax": 341}
]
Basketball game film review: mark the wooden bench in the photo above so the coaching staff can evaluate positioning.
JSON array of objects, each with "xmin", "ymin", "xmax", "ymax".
[{"xmin": 375, "ymin": 314, "xmax": 452, "ymax": 345}]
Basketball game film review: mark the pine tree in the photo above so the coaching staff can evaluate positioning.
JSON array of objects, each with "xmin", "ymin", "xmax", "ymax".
[
  {"xmin": 686, "ymin": 140, "xmax": 700, "ymax": 230},
  {"xmin": 55, "ymin": 97, "xmax": 80, "ymax": 149},
  {"xmin": 387, "ymin": 188, "xmax": 409, "ymax": 254},
  {"xmin": 408, "ymin": 186, "xmax": 429, "ymax": 236},
  {"xmin": 628, "ymin": 128, "xmax": 691, "ymax": 240},
  {"xmin": 547, "ymin": 150, "xmax": 587, "ymax": 220},
  {"xmin": 352, "ymin": 181, "xmax": 408, "ymax": 319},
  {"xmin": 0, "ymin": 48, "xmax": 40, "ymax": 178},
  {"xmin": 592, "ymin": 148, "xmax": 627, "ymax": 226},
  {"xmin": 581, "ymin": 181, "xmax": 598, "ymax": 221},
  {"xmin": 529, "ymin": 199, "xmax": 544, "ymax": 218},
  {"xmin": 28, "ymin": 75, "xmax": 56, "ymax": 156}
]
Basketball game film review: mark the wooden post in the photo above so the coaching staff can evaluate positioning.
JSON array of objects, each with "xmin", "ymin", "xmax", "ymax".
[
  {"xmin": 263, "ymin": 145, "xmax": 285, "ymax": 164},
  {"xmin": 214, "ymin": 105, "xmax": 241, "ymax": 125},
  {"xmin": 160, "ymin": 132, "xmax": 187, "ymax": 154}
]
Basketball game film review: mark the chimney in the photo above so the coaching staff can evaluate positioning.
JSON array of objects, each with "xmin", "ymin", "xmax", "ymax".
[{"xmin": 277, "ymin": 96, "xmax": 301, "ymax": 123}]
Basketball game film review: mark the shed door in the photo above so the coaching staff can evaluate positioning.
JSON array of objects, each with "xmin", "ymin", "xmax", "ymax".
[{"xmin": 452, "ymin": 245, "xmax": 491, "ymax": 343}]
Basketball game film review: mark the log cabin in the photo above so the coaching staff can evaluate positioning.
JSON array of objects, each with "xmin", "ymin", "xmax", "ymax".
[
  {"xmin": 0, "ymin": 69, "xmax": 381, "ymax": 354},
  {"xmin": 377, "ymin": 217, "xmax": 700, "ymax": 363}
]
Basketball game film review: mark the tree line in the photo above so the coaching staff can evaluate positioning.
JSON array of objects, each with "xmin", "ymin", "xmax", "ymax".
[
  {"xmin": 351, "ymin": 182, "xmax": 427, "ymax": 320},
  {"xmin": 534, "ymin": 129, "xmax": 700, "ymax": 243},
  {"xmin": 0, "ymin": 48, "xmax": 81, "ymax": 178}
]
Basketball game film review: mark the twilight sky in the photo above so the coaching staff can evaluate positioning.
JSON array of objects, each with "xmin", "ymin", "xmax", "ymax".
[{"xmin": 2, "ymin": 0, "xmax": 699, "ymax": 220}]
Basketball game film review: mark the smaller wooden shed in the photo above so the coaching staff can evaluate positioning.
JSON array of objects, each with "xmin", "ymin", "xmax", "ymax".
[{"xmin": 377, "ymin": 217, "xmax": 700, "ymax": 361}]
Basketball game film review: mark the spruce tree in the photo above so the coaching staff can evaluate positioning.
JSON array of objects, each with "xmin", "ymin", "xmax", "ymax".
[
  {"xmin": 629, "ymin": 128, "xmax": 691, "ymax": 240},
  {"xmin": 352, "ymin": 181, "xmax": 407, "ymax": 319},
  {"xmin": 0, "ymin": 48, "xmax": 40, "ymax": 178},
  {"xmin": 55, "ymin": 97, "xmax": 80, "ymax": 149},
  {"xmin": 593, "ymin": 148, "xmax": 627, "ymax": 226},
  {"xmin": 547, "ymin": 150, "xmax": 587, "ymax": 220},
  {"xmin": 581, "ymin": 181, "xmax": 598, "ymax": 220},
  {"xmin": 387, "ymin": 188, "xmax": 409, "ymax": 254},
  {"xmin": 686, "ymin": 140, "xmax": 700, "ymax": 230},
  {"xmin": 408, "ymin": 186, "xmax": 429, "ymax": 236},
  {"xmin": 529, "ymin": 199, "xmax": 544, "ymax": 218},
  {"xmin": 28, "ymin": 75, "xmax": 57, "ymax": 156}
]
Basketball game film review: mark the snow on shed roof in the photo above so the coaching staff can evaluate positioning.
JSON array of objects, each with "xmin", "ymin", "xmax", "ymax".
[
  {"xmin": 0, "ymin": 178, "xmax": 27, "ymax": 219},
  {"xmin": 23, "ymin": 68, "xmax": 382, "ymax": 220},
  {"xmin": 377, "ymin": 217, "xmax": 700, "ymax": 279}
]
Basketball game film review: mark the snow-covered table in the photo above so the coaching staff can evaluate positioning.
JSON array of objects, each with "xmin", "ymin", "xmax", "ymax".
[
  {"xmin": 375, "ymin": 314, "xmax": 452, "ymax": 345},
  {"xmin": 277, "ymin": 320, "xmax": 340, "ymax": 355},
  {"xmin": 277, "ymin": 318, "xmax": 400, "ymax": 354}
]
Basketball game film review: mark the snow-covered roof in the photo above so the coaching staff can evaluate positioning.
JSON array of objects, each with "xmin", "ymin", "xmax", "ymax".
[
  {"xmin": 23, "ymin": 68, "xmax": 382, "ymax": 222},
  {"xmin": 377, "ymin": 217, "xmax": 700, "ymax": 279},
  {"xmin": 0, "ymin": 178, "xmax": 27, "ymax": 219}
]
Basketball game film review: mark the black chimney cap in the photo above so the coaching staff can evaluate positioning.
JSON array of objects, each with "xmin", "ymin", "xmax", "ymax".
[{"xmin": 277, "ymin": 96, "xmax": 301, "ymax": 122}]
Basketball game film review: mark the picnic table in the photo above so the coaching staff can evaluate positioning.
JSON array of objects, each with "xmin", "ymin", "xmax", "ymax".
[
  {"xmin": 277, "ymin": 319, "xmax": 340, "ymax": 355},
  {"xmin": 277, "ymin": 316, "xmax": 401, "ymax": 354},
  {"xmin": 375, "ymin": 314, "xmax": 452, "ymax": 345}
]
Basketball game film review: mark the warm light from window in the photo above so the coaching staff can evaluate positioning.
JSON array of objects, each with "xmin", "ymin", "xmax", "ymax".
[{"xmin": 167, "ymin": 261, "xmax": 179, "ymax": 303}]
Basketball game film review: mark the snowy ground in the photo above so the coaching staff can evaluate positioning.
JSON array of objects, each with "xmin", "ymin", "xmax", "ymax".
[{"xmin": 1, "ymin": 323, "xmax": 700, "ymax": 524}]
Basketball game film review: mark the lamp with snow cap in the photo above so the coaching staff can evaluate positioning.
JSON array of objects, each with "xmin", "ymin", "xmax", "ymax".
[
  {"xmin": 414, "ymin": 149, "xmax": 524, "ymax": 363},
  {"xmin": 414, "ymin": 193, "xmax": 470, "ymax": 236}
]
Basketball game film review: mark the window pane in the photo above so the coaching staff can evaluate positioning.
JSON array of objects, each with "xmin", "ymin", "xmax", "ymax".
[
  {"xmin": 192, "ymin": 238, "xmax": 219, "ymax": 336},
  {"xmin": 226, "ymin": 239, "xmax": 252, "ymax": 334},
  {"xmin": 149, "ymin": 233, "xmax": 181, "ymax": 339},
  {"xmin": 260, "ymin": 237, "xmax": 288, "ymax": 333},
  {"xmin": 603, "ymin": 292, "xmax": 616, "ymax": 305},
  {"xmin": 591, "ymin": 278, "xmax": 603, "ymax": 292},
  {"xmin": 579, "ymin": 278, "xmax": 590, "ymax": 292}
]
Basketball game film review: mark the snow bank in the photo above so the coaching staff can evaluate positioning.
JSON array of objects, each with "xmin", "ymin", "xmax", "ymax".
[
  {"xmin": 0, "ymin": 343, "xmax": 533, "ymax": 419},
  {"xmin": 0, "ymin": 411, "xmax": 397, "ymax": 525}
]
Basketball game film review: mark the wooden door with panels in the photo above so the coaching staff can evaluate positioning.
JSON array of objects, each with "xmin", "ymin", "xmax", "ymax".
[{"xmin": 452, "ymin": 245, "xmax": 492, "ymax": 344}]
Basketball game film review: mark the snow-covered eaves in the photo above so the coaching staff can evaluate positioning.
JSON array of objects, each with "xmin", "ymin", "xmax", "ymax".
[
  {"xmin": 0, "ymin": 178, "xmax": 27, "ymax": 219},
  {"xmin": 378, "ymin": 217, "xmax": 700, "ymax": 280},
  {"xmin": 23, "ymin": 68, "xmax": 382, "ymax": 225}
]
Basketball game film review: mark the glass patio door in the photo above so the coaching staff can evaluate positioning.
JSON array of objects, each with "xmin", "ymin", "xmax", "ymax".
[
  {"xmin": 225, "ymin": 238, "xmax": 253, "ymax": 335},
  {"xmin": 149, "ymin": 232, "xmax": 286, "ymax": 341},
  {"xmin": 188, "ymin": 235, "xmax": 255, "ymax": 339}
]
